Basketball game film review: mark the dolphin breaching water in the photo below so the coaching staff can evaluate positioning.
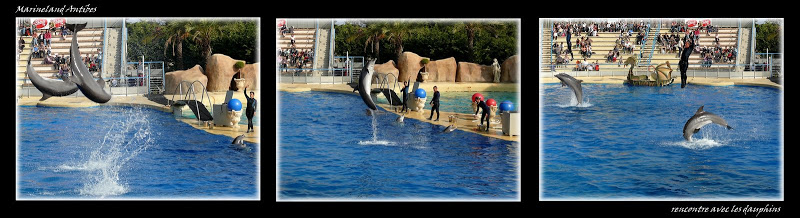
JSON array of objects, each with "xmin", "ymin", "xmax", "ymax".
[
  {"xmin": 683, "ymin": 106, "xmax": 734, "ymax": 141},
  {"xmin": 26, "ymin": 23, "xmax": 111, "ymax": 103},
  {"xmin": 554, "ymin": 73, "xmax": 584, "ymax": 106},
  {"xmin": 67, "ymin": 24, "xmax": 111, "ymax": 103},
  {"xmin": 25, "ymin": 57, "xmax": 79, "ymax": 101},
  {"xmin": 357, "ymin": 58, "xmax": 378, "ymax": 110}
]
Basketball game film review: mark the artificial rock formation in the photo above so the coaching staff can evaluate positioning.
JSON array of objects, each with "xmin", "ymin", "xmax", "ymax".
[
  {"xmin": 500, "ymin": 55, "xmax": 518, "ymax": 83},
  {"xmin": 456, "ymin": 62, "xmax": 495, "ymax": 82},
  {"xmin": 205, "ymin": 54, "xmax": 259, "ymax": 91},
  {"xmin": 164, "ymin": 65, "xmax": 207, "ymax": 94},
  {"xmin": 423, "ymin": 57, "xmax": 457, "ymax": 82}
]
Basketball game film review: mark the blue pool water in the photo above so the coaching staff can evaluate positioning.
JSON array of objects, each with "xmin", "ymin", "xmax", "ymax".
[
  {"xmin": 541, "ymin": 84, "xmax": 782, "ymax": 199},
  {"xmin": 18, "ymin": 106, "xmax": 258, "ymax": 199},
  {"xmin": 279, "ymin": 91, "xmax": 519, "ymax": 200},
  {"xmin": 375, "ymin": 91, "xmax": 519, "ymax": 114}
]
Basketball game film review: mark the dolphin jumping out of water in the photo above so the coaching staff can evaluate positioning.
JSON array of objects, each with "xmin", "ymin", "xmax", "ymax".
[
  {"xmin": 554, "ymin": 73, "xmax": 584, "ymax": 106},
  {"xmin": 67, "ymin": 24, "xmax": 111, "ymax": 103},
  {"xmin": 232, "ymin": 134, "xmax": 246, "ymax": 146},
  {"xmin": 683, "ymin": 106, "xmax": 733, "ymax": 141},
  {"xmin": 357, "ymin": 58, "xmax": 378, "ymax": 110},
  {"xmin": 25, "ymin": 56, "xmax": 79, "ymax": 101}
]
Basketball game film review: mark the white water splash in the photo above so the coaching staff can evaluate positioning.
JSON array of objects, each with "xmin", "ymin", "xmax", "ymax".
[
  {"xmin": 358, "ymin": 109, "xmax": 395, "ymax": 146},
  {"xmin": 553, "ymin": 94, "xmax": 593, "ymax": 108},
  {"xmin": 664, "ymin": 132, "xmax": 727, "ymax": 150},
  {"xmin": 62, "ymin": 107, "xmax": 155, "ymax": 198}
]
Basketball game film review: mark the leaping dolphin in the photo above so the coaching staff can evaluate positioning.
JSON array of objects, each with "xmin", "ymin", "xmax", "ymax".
[
  {"xmin": 67, "ymin": 24, "xmax": 111, "ymax": 103},
  {"xmin": 25, "ymin": 56, "xmax": 79, "ymax": 101},
  {"xmin": 683, "ymin": 106, "xmax": 733, "ymax": 141},
  {"xmin": 357, "ymin": 58, "xmax": 378, "ymax": 110},
  {"xmin": 554, "ymin": 73, "xmax": 584, "ymax": 105}
]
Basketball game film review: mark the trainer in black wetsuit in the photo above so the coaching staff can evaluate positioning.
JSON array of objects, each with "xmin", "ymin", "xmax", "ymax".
[
  {"xmin": 427, "ymin": 86, "xmax": 440, "ymax": 121},
  {"xmin": 679, "ymin": 32, "xmax": 696, "ymax": 88},
  {"xmin": 400, "ymin": 81, "xmax": 409, "ymax": 113},
  {"xmin": 244, "ymin": 85, "xmax": 257, "ymax": 133},
  {"xmin": 474, "ymin": 97, "xmax": 490, "ymax": 131}
]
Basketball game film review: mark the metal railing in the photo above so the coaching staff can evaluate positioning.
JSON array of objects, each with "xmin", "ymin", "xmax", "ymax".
[
  {"xmin": 647, "ymin": 20, "xmax": 661, "ymax": 66},
  {"xmin": 169, "ymin": 80, "xmax": 214, "ymax": 125},
  {"xmin": 543, "ymin": 63, "xmax": 776, "ymax": 79},
  {"xmin": 278, "ymin": 68, "xmax": 351, "ymax": 84}
]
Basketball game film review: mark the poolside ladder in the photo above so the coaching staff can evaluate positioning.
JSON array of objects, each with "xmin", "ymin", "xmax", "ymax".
[{"xmin": 169, "ymin": 80, "xmax": 214, "ymax": 125}]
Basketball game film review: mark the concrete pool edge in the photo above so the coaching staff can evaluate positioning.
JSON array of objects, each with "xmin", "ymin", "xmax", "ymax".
[
  {"xmin": 539, "ymin": 76, "xmax": 782, "ymax": 89},
  {"xmin": 17, "ymin": 95, "xmax": 260, "ymax": 144},
  {"xmin": 279, "ymin": 83, "xmax": 521, "ymax": 142}
]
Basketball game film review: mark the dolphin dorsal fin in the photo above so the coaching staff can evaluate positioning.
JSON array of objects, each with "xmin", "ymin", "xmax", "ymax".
[{"xmin": 695, "ymin": 106, "xmax": 704, "ymax": 115}]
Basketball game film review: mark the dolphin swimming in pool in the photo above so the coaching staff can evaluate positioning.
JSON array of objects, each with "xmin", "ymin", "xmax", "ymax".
[
  {"xmin": 357, "ymin": 58, "xmax": 378, "ymax": 110},
  {"xmin": 554, "ymin": 73, "xmax": 583, "ymax": 106},
  {"xmin": 232, "ymin": 134, "xmax": 246, "ymax": 146},
  {"xmin": 442, "ymin": 125, "xmax": 457, "ymax": 133},
  {"xmin": 396, "ymin": 114, "xmax": 404, "ymax": 123},
  {"xmin": 683, "ymin": 106, "xmax": 733, "ymax": 141},
  {"xmin": 67, "ymin": 24, "xmax": 111, "ymax": 104}
]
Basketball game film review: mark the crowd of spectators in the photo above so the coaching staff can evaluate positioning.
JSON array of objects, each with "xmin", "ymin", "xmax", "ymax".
[{"xmin": 279, "ymin": 48, "xmax": 313, "ymax": 69}]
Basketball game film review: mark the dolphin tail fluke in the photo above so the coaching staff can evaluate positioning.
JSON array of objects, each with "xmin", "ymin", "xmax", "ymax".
[
  {"xmin": 39, "ymin": 93, "xmax": 53, "ymax": 101},
  {"xmin": 726, "ymin": 125, "xmax": 734, "ymax": 130}
]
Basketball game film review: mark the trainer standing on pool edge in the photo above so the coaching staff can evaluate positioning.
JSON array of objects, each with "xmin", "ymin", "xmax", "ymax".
[
  {"xmin": 244, "ymin": 85, "xmax": 257, "ymax": 133},
  {"xmin": 427, "ymin": 86, "xmax": 440, "ymax": 121},
  {"xmin": 679, "ymin": 30, "xmax": 696, "ymax": 88}
]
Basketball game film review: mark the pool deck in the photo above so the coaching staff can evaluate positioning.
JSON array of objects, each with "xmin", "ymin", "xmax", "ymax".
[
  {"xmin": 540, "ymin": 76, "xmax": 783, "ymax": 89},
  {"xmin": 279, "ymin": 83, "xmax": 521, "ymax": 142},
  {"xmin": 18, "ymin": 93, "xmax": 260, "ymax": 144}
]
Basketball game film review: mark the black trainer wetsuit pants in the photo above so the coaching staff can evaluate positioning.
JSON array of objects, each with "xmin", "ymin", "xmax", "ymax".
[
  {"xmin": 429, "ymin": 103, "xmax": 439, "ymax": 120},
  {"xmin": 480, "ymin": 111, "xmax": 489, "ymax": 129},
  {"xmin": 246, "ymin": 109, "xmax": 254, "ymax": 131},
  {"xmin": 679, "ymin": 60, "xmax": 688, "ymax": 87}
]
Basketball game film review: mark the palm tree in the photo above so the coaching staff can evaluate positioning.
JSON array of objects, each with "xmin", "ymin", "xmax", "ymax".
[
  {"xmin": 453, "ymin": 21, "xmax": 498, "ymax": 62},
  {"xmin": 145, "ymin": 20, "xmax": 192, "ymax": 70},
  {"xmin": 346, "ymin": 22, "xmax": 388, "ymax": 62},
  {"xmin": 190, "ymin": 20, "xmax": 222, "ymax": 66},
  {"xmin": 385, "ymin": 21, "xmax": 414, "ymax": 60}
]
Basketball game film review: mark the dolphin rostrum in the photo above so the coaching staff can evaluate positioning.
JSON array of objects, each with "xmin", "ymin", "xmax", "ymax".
[
  {"xmin": 25, "ymin": 56, "xmax": 79, "ymax": 101},
  {"xmin": 683, "ymin": 106, "xmax": 733, "ymax": 141},
  {"xmin": 442, "ymin": 125, "xmax": 457, "ymax": 133},
  {"xmin": 232, "ymin": 134, "xmax": 246, "ymax": 146},
  {"xmin": 357, "ymin": 58, "xmax": 378, "ymax": 110},
  {"xmin": 554, "ymin": 73, "xmax": 583, "ymax": 106},
  {"xmin": 67, "ymin": 25, "xmax": 111, "ymax": 103},
  {"xmin": 396, "ymin": 114, "xmax": 404, "ymax": 123}
]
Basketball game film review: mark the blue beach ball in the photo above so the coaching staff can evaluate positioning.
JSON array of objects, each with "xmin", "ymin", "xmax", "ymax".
[
  {"xmin": 499, "ymin": 101, "xmax": 514, "ymax": 112},
  {"xmin": 415, "ymin": 88, "xmax": 426, "ymax": 98},
  {"xmin": 228, "ymin": 99, "xmax": 242, "ymax": 111}
]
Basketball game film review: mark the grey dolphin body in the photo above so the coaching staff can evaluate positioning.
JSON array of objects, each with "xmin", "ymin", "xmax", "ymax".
[
  {"xmin": 25, "ymin": 57, "xmax": 79, "ymax": 101},
  {"xmin": 442, "ymin": 125, "xmax": 457, "ymax": 133},
  {"xmin": 232, "ymin": 134, "xmax": 246, "ymax": 146},
  {"xmin": 554, "ymin": 73, "xmax": 583, "ymax": 105},
  {"xmin": 357, "ymin": 58, "xmax": 378, "ymax": 110},
  {"xmin": 396, "ymin": 114, "xmax": 404, "ymax": 123},
  {"xmin": 683, "ymin": 106, "xmax": 733, "ymax": 141},
  {"xmin": 68, "ymin": 28, "xmax": 111, "ymax": 103}
]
